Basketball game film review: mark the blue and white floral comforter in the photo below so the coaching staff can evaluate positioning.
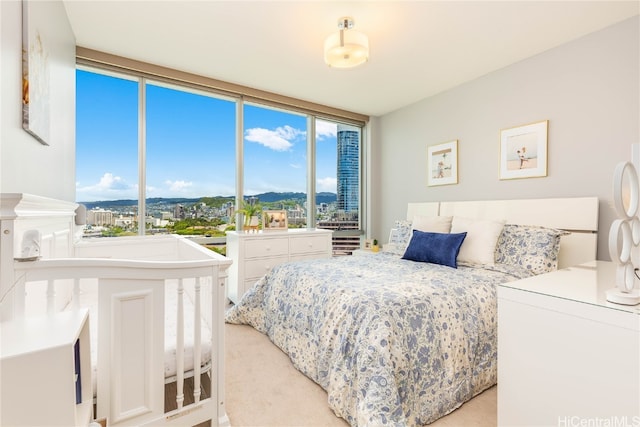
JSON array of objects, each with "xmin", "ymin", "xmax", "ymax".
[{"xmin": 225, "ymin": 252, "xmax": 532, "ymax": 426}]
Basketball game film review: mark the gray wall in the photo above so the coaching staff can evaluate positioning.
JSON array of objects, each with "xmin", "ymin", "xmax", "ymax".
[
  {"xmin": 0, "ymin": 0, "xmax": 76, "ymax": 201},
  {"xmin": 372, "ymin": 16, "xmax": 639, "ymax": 261}
]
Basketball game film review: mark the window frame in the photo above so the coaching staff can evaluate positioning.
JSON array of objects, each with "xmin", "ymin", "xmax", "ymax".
[{"xmin": 76, "ymin": 55, "xmax": 368, "ymax": 243}]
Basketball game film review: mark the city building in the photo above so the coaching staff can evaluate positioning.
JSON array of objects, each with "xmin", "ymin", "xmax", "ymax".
[
  {"xmin": 87, "ymin": 208, "xmax": 113, "ymax": 226},
  {"xmin": 336, "ymin": 125, "xmax": 360, "ymax": 214}
]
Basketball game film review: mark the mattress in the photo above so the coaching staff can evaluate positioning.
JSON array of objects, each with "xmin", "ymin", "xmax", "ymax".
[{"xmin": 69, "ymin": 279, "xmax": 212, "ymax": 395}]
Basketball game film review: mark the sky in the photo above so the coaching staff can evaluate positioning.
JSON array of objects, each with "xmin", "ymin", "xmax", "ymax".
[{"xmin": 75, "ymin": 69, "xmax": 340, "ymax": 202}]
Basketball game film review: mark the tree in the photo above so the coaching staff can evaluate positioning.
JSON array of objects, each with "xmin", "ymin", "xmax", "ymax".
[{"xmin": 239, "ymin": 201, "xmax": 262, "ymax": 227}]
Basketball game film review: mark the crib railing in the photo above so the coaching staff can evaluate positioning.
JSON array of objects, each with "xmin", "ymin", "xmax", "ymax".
[{"xmin": 13, "ymin": 249, "xmax": 231, "ymax": 427}]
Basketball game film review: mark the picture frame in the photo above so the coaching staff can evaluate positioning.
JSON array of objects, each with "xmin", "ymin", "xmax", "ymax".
[
  {"xmin": 363, "ymin": 238, "xmax": 373, "ymax": 250},
  {"xmin": 427, "ymin": 140, "xmax": 458, "ymax": 186},
  {"xmin": 22, "ymin": 0, "xmax": 51, "ymax": 146},
  {"xmin": 262, "ymin": 210, "xmax": 288, "ymax": 231},
  {"xmin": 500, "ymin": 120, "xmax": 548, "ymax": 180}
]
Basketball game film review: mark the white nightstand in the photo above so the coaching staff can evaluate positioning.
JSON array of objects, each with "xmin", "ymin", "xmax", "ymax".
[
  {"xmin": 497, "ymin": 261, "xmax": 640, "ymax": 426},
  {"xmin": 226, "ymin": 228, "xmax": 333, "ymax": 304},
  {"xmin": 1, "ymin": 309, "xmax": 93, "ymax": 427}
]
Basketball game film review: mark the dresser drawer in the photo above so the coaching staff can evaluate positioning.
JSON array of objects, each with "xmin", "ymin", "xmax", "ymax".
[
  {"xmin": 289, "ymin": 235, "xmax": 330, "ymax": 255},
  {"xmin": 244, "ymin": 237, "xmax": 289, "ymax": 258},
  {"xmin": 245, "ymin": 255, "xmax": 289, "ymax": 279}
]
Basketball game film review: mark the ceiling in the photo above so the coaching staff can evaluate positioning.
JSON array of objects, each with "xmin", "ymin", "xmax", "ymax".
[{"xmin": 63, "ymin": 1, "xmax": 639, "ymax": 117}]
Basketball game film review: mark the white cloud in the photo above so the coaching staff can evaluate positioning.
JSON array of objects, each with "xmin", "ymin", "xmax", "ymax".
[
  {"xmin": 316, "ymin": 120, "xmax": 337, "ymax": 141},
  {"xmin": 76, "ymin": 172, "xmax": 137, "ymax": 201},
  {"xmin": 289, "ymin": 163, "xmax": 302, "ymax": 169},
  {"xmin": 245, "ymin": 125, "xmax": 304, "ymax": 151},
  {"xmin": 165, "ymin": 179, "xmax": 193, "ymax": 192},
  {"xmin": 77, "ymin": 174, "xmax": 236, "ymax": 201},
  {"xmin": 317, "ymin": 176, "xmax": 337, "ymax": 193},
  {"xmin": 97, "ymin": 172, "xmax": 129, "ymax": 190}
]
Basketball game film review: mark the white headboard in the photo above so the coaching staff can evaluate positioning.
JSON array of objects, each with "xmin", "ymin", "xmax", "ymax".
[{"xmin": 406, "ymin": 197, "xmax": 599, "ymax": 269}]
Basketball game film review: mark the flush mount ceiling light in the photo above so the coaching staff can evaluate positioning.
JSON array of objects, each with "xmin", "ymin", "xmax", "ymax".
[{"xmin": 324, "ymin": 17, "xmax": 369, "ymax": 69}]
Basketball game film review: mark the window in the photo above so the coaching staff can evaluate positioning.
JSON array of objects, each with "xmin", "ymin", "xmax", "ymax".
[
  {"xmin": 146, "ymin": 81, "xmax": 235, "ymax": 236},
  {"xmin": 76, "ymin": 66, "xmax": 365, "ymax": 254},
  {"xmin": 316, "ymin": 120, "xmax": 362, "ymax": 255},
  {"xmin": 243, "ymin": 103, "xmax": 307, "ymax": 227},
  {"xmin": 76, "ymin": 69, "xmax": 139, "ymax": 235}
]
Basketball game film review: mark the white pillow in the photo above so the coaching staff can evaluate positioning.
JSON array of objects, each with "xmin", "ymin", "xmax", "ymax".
[
  {"xmin": 412, "ymin": 215, "xmax": 452, "ymax": 233},
  {"xmin": 450, "ymin": 216, "xmax": 505, "ymax": 266}
]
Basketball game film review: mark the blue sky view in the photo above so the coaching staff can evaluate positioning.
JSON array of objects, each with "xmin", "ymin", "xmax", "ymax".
[{"xmin": 76, "ymin": 70, "xmax": 338, "ymax": 202}]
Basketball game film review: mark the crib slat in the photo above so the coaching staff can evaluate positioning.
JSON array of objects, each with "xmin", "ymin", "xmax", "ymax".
[
  {"xmin": 176, "ymin": 279, "xmax": 185, "ymax": 410},
  {"xmin": 194, "ymin": 277, "xmax": 202, "ymax": 404}
]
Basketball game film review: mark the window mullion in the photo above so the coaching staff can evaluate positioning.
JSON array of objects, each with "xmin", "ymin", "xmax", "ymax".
[
  {"xmin": 138, "ymin": 77, "xmax": 147, "ymax": 235},
  {"xmin": 307, "ymin": 116, "xmax": 316, "ymax": 229},
  {"xmin": 235, "ymin": 98, "xmax": 244, "ymax": 229}
]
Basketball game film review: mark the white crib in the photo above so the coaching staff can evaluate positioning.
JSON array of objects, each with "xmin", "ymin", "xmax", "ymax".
[{"xmin": 0, "ymin": 194, "xmax": 232, "ymax": 427}]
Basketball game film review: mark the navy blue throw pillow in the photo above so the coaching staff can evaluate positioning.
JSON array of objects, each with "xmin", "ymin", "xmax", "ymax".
[{"xmin": 401, "ymin": 230, "xmax": 467, "ymax": 268}]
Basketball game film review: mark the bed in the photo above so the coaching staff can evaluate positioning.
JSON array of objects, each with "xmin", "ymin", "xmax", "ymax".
[
  {"xmin": 226, "ymin": 197, "xmax": 599, "ymax": 426},
  {"xmin": 0, "ymin": 194, "xmax": 232, "ymax": 427}
]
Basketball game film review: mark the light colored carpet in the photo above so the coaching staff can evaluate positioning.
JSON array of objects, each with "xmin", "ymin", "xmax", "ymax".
[{"xmin": 225, "ymin": 323, "xmax": 497, "ymax": 427}]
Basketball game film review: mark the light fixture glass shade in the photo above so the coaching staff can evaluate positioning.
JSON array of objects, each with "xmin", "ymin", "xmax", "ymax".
[{"xmin": 324, "ymin": 29, "xmax": 369, "ymax": 68}]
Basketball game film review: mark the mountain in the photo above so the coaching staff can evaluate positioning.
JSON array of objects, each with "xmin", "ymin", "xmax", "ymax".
[
  {"xmin": 82, "ymin": 197, "xmax": 200, "ymax": 210},
  {"xmin": 81, "ymin": 192, "xmax": 336, "ymax": 210},
  {"xmin": 316, "ymin": 192, "xmax": 337, "ymax": 204}
]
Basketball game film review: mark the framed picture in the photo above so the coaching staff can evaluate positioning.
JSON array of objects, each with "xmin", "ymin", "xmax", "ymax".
[
  {"xmin": 262, "ymin": 210, "xmax": 288, "ymax": 231},
  {"xmin": 363, "ymin": 239, "xmax": 373, "ymax": 250},
  {"xmin": 22, "ymin": 0, "xmax": 51, "ymax": 146},
  {"xmin": 427, "ymin": 140, "xmax": 458, "ymax": 186},
  {"xmin": 500, "ymin": 120, "xmax": 548, "ymax": 180}
]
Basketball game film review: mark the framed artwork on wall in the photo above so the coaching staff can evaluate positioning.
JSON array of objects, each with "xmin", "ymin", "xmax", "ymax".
[
  {"xmin": 22, "ymin": 0, "xmax": 51, "ymax": 146},
  {"xmin": 427, "ymin": 140, "xmax": 458, "ymax": 186},
  {"xmin": 500, "ymin": 120, "xmax": 548, "ymax": 180},
  {"xmin": 262, "ymin": 210, "xmax": 288, "ymax": 231}
]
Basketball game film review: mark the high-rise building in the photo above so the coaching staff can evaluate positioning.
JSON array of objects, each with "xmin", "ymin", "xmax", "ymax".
[
  {"xmin": 336, "ymin": 125, "xmax": 359, "ymax": 213},
  {"xmin": 174, "ymin": 204, "xmax": 185, "ymax": 220},
  {"xmin": 87, "ymin": 208, "xmax": 113, "ymax": 226}
]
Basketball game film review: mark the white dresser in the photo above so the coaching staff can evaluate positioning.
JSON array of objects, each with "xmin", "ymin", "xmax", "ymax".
[
  {"xmin": 497, "ymin": 261, "xmax": 640, "ymax": 426},
  {"xmin": 226, "ymin": 228, "xmax": 333, "ymax": 304}
]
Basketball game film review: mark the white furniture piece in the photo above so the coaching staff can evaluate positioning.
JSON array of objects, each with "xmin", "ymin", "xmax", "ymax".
[
  {"xmin": 226, "ymin": 228, "xmax": 333, "ymax": 304},
  {"xmin": 406, "ymin": 197, "xmax": 599, "ymax": 268},
  {"xmin": 498, "ymin": 261, "xmax": 640, "ymax": 426},
  {"xmin": 1, "ymin": 193, "xmax": 233, "ymax": 427},
  {"xmin": 1, "ymin": 193, "xmax": 78, "ymax": 321},
  {"xmin": 1, "ymin": 309, "xmax": 92, "ymax": 427}
]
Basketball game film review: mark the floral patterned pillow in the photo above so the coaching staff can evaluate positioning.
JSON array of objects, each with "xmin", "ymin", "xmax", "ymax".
[
  {"xmin": 385, "ymin": 220, "xmax": 413, "ymax": 255},
  {"xmin": 494, "ymin": 224, "xmax": 569, "ymax": 275}
]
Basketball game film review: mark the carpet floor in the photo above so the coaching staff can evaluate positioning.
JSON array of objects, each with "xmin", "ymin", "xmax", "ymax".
[{"xmin": 225, "ymin": 323, "xmax": 497, "ymax": 427}]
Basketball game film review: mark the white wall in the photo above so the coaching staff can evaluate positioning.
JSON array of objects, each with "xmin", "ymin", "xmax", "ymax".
[
  {"xmin": 0, "ymin": 0, "xmax": 75, "ymax": 201},
  {"xmin": 373, "ymin": 16, "xmax": 639, "ymax": 261}
]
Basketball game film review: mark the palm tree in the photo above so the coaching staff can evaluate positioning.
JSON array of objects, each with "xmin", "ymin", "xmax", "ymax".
[{"xmin": 239, "ymin": 201, "xmax": 262, "ymax": 228}]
